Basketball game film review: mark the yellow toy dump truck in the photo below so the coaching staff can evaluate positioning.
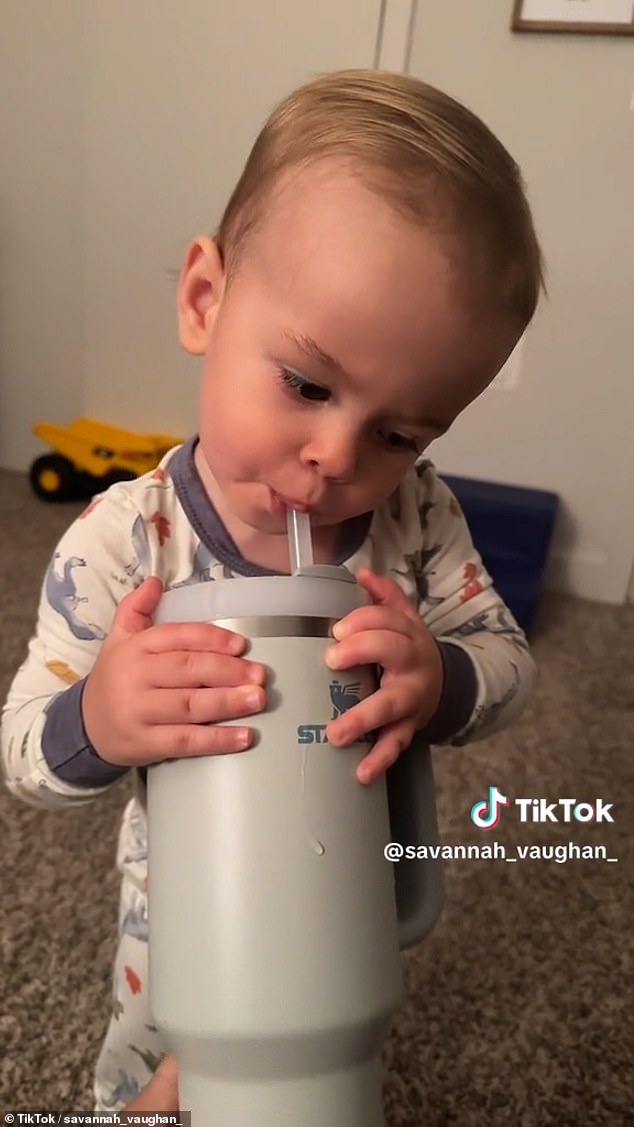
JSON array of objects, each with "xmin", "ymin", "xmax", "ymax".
[{"xmin": 30, "ymin": 418, "xmax": 183, "ymax": 501}]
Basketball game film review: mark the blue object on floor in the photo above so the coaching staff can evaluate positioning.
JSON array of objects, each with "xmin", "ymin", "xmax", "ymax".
[{"xmin": 440, "ymin": 474, "xmax": 559, "ymax": 635}]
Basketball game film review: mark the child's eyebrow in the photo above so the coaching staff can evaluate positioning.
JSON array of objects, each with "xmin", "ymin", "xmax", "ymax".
[{"xmin": 282, "ymin": 330, "xmax": 349, "ymax": 379}]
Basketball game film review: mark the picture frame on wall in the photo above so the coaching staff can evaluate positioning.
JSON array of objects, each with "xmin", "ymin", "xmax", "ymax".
[{"xmin": 512, "ymin": 0, "xmax": 634, "ymax": 34}]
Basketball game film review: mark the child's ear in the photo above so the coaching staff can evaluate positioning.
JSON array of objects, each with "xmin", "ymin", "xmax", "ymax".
[{"xmin": 177, "ymin": 237, "xmax": 226, "ymax": 355}]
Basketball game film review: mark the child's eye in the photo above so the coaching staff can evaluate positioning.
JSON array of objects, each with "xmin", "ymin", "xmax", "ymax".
[
  {"xmin": 381, "ymin": 430, "xmax": 421, "ymax": 453},
  {"xmin": 278, "ymin": 368, "xmax": 330, "ymax": 402},
  {"xmin": 277, "ymin": 368, "xmax": 419, "ymax": 452}
]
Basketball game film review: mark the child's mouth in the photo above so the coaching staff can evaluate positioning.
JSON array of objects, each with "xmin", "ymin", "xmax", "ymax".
[{"xmin": 270, "ymin": 489, "xmax": 311, "ymax": 515}]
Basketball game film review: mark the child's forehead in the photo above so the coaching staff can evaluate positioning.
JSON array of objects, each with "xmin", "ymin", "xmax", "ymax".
[
  {"xmin": 245, "ymin": 159, "xmax": 449, "ymax": 298},
  {"xmin": 259, "ymin": 157, "xmax": 408, "ymax": 237},
  {"xmin": 272, "ymin": 155, "xmax": 377, "ymax": 199}
]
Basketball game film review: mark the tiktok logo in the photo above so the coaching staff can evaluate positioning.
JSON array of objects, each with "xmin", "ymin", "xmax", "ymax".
[{"xmin": 470, "ymin": 786, "xmax": 510, "ymax": 829}]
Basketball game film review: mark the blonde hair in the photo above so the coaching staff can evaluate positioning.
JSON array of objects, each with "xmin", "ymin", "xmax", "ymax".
[{"xmin": 216, "ymin": 69, "xmax": 544, "ymax": 328}]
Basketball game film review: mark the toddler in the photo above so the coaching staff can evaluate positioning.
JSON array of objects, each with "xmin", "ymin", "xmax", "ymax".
[{"xmin": 2, "ymin": 69, "xmax": 543, "ymax": 1109}]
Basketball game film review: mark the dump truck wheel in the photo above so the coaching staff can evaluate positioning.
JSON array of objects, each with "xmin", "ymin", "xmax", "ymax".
[
  {"xmin": 102, "ymin": 470, "xmax": 137, "ymax": 489},
  {"xmin": 73, "ymin": 469, "xmax": 137, "ymax": 498},
  {"xmin": 29, "ymin": 454, "xmax": 78, "ymax": 502}
]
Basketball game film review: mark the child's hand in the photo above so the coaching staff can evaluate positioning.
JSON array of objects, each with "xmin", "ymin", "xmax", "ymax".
[
  {"xmin": 82, "ymin": 577, "xmax": 266, "ymax": 767},
  {"xmin": 324, "ymin": 568, "xmax": 442, "ymax": 785}
]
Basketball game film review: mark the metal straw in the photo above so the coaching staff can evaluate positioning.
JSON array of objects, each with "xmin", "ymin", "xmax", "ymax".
[{"xmin": 286, "ymin": 506, "xmax": 314, "ymax": 573}]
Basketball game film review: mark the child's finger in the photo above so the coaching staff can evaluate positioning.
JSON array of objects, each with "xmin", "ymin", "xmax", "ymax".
[
  {"xmin": 355, "ymin": 719, "xmax": 414, "ymax": 784},
  {"xmin": 140, "ymin": 721, "xmax": 255, "ymax": 762},
  {"xmin": 325, "ymin": 628, "xmax": 415, "ymax": 673},
  {"xmin": 355, "ymin": 568, "xmax": 421, "ymax": 623},
  {"xmin": 147, "ymin": 651, "xmax": 266, "ymax": 689},
  {"xmin": 111, "ymin": 576, "xmax": 164, "ymax": 637},
  {"xmin": 142, "ymin": 683, "xmax": 266, "ymax": 725},
  {"xmin": 331, "ymin": 603, "xmax": 415, "ymax": 641},
  {"xmin": 142, "ymin": 621, "xmax": 247, "ymax": 656},
  {"xmin": 326, "ymin": 685, "xmax": 407, "ymax": 748}
]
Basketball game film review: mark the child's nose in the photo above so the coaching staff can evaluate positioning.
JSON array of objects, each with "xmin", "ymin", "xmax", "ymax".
[{"xmin": 300, "ymin": 425, "xmax": 359, "ymax": 483}]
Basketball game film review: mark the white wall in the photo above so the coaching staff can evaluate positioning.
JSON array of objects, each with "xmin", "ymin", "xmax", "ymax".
[
  {"xmin": 409, "ymin": 1, "xmax": 634, "ymax": 603},
  {"xmin": 0, "ymin": 2, "xmax": 87, "ymax": 467}
]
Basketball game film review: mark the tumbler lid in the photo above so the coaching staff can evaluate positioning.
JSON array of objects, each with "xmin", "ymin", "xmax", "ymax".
[{"xmin": 155, "ymin": 566, "xmax": 370, "ymax": 625}]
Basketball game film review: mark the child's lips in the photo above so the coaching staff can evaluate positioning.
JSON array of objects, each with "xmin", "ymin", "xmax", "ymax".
[{"xmin": 270, "ymin": 489, "xmax": 312, "ymax": 514}]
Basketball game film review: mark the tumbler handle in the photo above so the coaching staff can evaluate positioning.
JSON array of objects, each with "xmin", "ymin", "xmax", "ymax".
[{"xmin": 386, "ymin": 734, "xmax": 445, "ymax": 950}]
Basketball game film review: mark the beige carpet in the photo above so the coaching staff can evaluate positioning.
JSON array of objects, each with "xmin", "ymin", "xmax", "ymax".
[{"xmin": 1, "ymin": 468, "xmax": 632, "ymax": 1124}]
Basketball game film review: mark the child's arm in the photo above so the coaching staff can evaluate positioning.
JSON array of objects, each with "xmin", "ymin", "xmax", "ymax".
[
  {"xmin": 1, "ymin": 488, "xmax": 265, "ymax": 809},
  {"xmin": 411, "ymin": 461, "xmax": 536, "ymax": 745},
  {"xmin": 1, "ymin": 492, "xmax": 135, "ymax": 807}
]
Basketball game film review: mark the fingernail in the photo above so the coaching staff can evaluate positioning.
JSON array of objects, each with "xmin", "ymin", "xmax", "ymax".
[
  {"xmin": 242, "ymin": 687, "xmax": 263, "ymax": 710},
  {"xmin": 324, "ymin": 648, "xmax": 340, "ymax": 668},
  {"xmin": 332, "ymin": 621, "xmax": 346, "ymax": 640},
  {"xmin": 247, "ymin": 665, "xmax": 266, "ymax": 684},
  {"xmin": 228, "ymin": 634, "xmax": 245, "ymax": 654}
]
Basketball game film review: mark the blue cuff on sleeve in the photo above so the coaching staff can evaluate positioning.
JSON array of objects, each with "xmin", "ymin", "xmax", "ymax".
[
  {"xmin": 42, "ymin": 678, "xmax": 128, "ymax": 787},
  {"xmin": 418, "ymin": 641, "xmax": 478, "ymax": 744}
]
